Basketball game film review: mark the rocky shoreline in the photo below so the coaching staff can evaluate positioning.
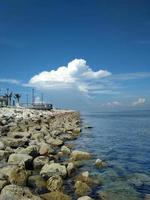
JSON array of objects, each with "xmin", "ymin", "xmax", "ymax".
[{"xmin": 0, "ymin": 107, "xmax": 101, "ymax": 200}]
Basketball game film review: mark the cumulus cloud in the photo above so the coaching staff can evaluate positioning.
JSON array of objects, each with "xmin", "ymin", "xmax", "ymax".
[
  {"xmin": 132, "ymin": 98, "xmax": 146, "ymax": 106},
  {"xmin": 28, "ymin": 59, "xmax": 111, "ymax": 94}
]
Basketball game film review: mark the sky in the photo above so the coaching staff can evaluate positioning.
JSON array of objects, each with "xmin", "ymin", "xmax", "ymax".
[{"xmin": 0, "ymin": 0, "xmax": 150, "ymax": 111}]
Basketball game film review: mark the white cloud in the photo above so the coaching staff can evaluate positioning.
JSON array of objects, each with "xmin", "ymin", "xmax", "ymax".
[
  {"xmin": 101, "ymin": 101, "xmax": 122, "ymax": 107},
  {"xmin": 0, "ymin": 78, "xmax": 20, "ymax": 84},
  {"xmin": 110, "ymin": 72, "xmax": 150, "ymax": 81},
  {"xmin": 132, "ymin": 98, "xmax": 146, "ymax": 106},
  {"xmin": 28, "ymin": 59, "xmax": 111, "ymax": 94}
]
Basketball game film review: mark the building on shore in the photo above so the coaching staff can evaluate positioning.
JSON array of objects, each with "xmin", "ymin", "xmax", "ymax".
[{"xmin": 0, "ymin": 96, "xmax": 7, "ymax": 107}]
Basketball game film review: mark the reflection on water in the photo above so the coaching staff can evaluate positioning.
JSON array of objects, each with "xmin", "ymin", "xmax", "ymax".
[{"xmin": 72, "ymin": 110, "xmax": 150, "ymax": 199}]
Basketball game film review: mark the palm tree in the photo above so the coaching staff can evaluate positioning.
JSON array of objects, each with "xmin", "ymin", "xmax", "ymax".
[{"xmin": 14, "ymin": 93, "xmax": 21, "ymax": 106}]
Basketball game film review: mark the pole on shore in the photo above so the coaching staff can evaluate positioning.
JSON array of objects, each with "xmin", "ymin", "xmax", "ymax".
[{"xmin": 32, "ymin": 88, "xmax": 35, "ymax": 105}]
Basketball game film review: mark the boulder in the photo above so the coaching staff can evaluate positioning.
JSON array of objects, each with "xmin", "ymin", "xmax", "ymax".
[
  {"xmin": 0, "ymin": 180, "xmax": 8, "ymax": 191},
  {"xmin": 33, "ymin": 156, "xmax": 49, "ymax": 170},
  {"xmin": 61, "ymin": 145, "xmax": 71, "ymax": 155},
  {"xmin": 95, "ymin": 159, "xmax": 107, "ymax": 168},
  {"xmin": 27, "ymin": 175, "xmax": 47, "ymax": 194},
  {"xmin": 39, "ymin": 143, "xmax": 54, "ymax": 155},
  {"xmin": 0, "ymin": 141, "xmax": 5, "ymax": 150},
  {"xmin": 8, "ymin": 153, "xmax": 33, "ymax": 169},
  {"xmin": 145, "ymin": 194, "xmax": 150, "ymax": 200},
  {"xmin": 2, "ymin": 137, "xmax": 28, "ymax": 148},
  {"xmin": 0, "ymin": 150, "xmax": 9, "ymax": 161},
  {"xmin": 40, "ymin": 163, "xmax": 67, "ymax": 179},
  {"xmin": 77, "ymin": 196, "xmax": 93, "ymax": 200},
  {"xmin": 0, "ymin": 184, "xmax": 42, "ymax": 200},
  {"xmin": 75, "ymin": 181, "xmax": 91, "ymax": 197},
  {"xmin": 47, "ymin": 137, "xmax": 63, "ymax": 146},
  {"xmin": 47, "ymin": 175, "xmax": 63, "ymax": 191},
  {"xmin": 71, "ymin": 150, "xmax": 91, "ymax": 161},
  {"xmin": 15, "ymin": 145, "xmax": 39, "ymax": 158},
  {"xmin": 67, "ymin": 162, "xmax": 75, "ymax": 176},
  {"xmin": 40, "ymin": 191, "xmax": 71, "ymax": 200},
  {"xmin": 8, "ymin": 165, "xmax": 28, "ymax": 186}
]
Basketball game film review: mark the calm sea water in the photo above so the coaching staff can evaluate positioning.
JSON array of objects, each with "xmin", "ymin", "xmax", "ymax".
[{"xmin": 72, "ymin": 110, "xmax": 150, "ymax": 199}]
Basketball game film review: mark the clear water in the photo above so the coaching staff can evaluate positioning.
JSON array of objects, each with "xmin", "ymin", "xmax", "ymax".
[{"xmin": 72, "ymin": 110, "xmax": 150, "ymax": 199}]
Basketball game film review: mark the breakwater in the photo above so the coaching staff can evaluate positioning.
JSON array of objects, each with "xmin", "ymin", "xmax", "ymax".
[{"xmin": 0, "ymin": 108, "xmax": 99, "ymax": 200}]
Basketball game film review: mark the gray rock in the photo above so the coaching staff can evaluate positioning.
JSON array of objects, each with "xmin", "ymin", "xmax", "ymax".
[
  {"xmin": 0, "ymin": 141, "xmax": 5, "ymax": 150},
  {"xmin": 0, "ymin": 184, "xmax": 42, "ymax": 200},
  {"xmin": 8, "ymin": 153, "xmax": 33, "ymax": 169},
  {"xmin": 33, "ymin": 156, "xmax": 49, "ymax": 170},
  {"xmin": 61, "ymin": 145, "xmax": 71, "ymax": 155},
  {"xmin": 40, "ymin": 163, "xmax": 67, "ymax": 179},
  {"xmin": 71, "ymin": 150, "xmax": 91, "ymax": 161},
  {"xmin": 47, "ymin": 175, "xmax": 63, "ymax": 191},
  {"xmin": 77, "ymin": 196, "xmax": 93, "ymax": 200},
  {"xmin": 27, "ymin": 175, "xmax": 47, "ymax": 194}
]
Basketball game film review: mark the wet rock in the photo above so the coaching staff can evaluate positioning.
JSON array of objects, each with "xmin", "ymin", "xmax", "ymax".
[
  {"xmin": 8, "ymin": 153, "xmax": 33, "ymax": 169},
  {"xmin": 71, "ymin": 150, "xmax": 91, "ymax": 161},
  {"xmin": 75, "ymin": 171, "xmax": 99, "ymax": 187},
  {"xmin": 61, "ymin": 145, "xmax": 71, "ymax": 155},
  {"xmin": 145, "ymin": 194, "xmax": 150, "ymax": 200},
  {"xmin": 33, "ymin": 156, "xmax": 49, "ymax": 170},
  {"xmin": 95, "ymin": 159, "xmax": 107, "ymax": 168},
  {"xmin": 47, "ymin": 175, "xmax": 63, "ymax": 191},
  {"xmin": 98, "ymin": 181, "xmax": 141, "ymax": 200},
  {"xmin": 75, "ymin": 181, "xmax": 91, "ymax": 197},
  {"xmin": 40, "ymin": 163, "xmax": 67, "ymax": 179},
  {"xmin": 27, "ymin": 175, "xmax": 47, "ymax": 194},
  {"xmin": 40, "ymin": 191, "xmax": 71, "ymax": 200},
  {"xmin": 127, "ymin": 173, "xmax": 150, "ymax": 187},
  {"xmin": 67, "ymin": 162, "xmax": 75, "ymax": 176},
  {"xmin": 0, "ymin": 184, "xmax": 42, "ymax": 200},
  {"xmin": 77, "ymin": 196, "xmax": 93, "ymax": 200}
]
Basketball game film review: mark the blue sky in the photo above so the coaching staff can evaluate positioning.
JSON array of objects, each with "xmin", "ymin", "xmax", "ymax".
[{"xmin": 0, "ymin": 0, "xmax": 150, "ymax": 110}]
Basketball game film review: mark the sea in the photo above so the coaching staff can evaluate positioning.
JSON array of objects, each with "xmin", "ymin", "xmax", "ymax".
[{"xmin": 71, "ymin": 110, "xmax": 150, "ymax": 199}]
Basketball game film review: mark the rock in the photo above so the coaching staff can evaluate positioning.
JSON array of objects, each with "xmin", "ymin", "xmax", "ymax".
[
  {"xmin": 95, "ymin": 159, "xmax": 107, "ymax": 168},
  {"xmin": 33, "ymin": 156, "xmax": 49, "ymax": 170},
  {"xmin": 39, "ymin": 143, "xmax": 54, "ymax": 155},
  {"xmin": 77, "ymin": 196, "xmax": 93, "ymax": 200},
  {"xmin": 71, "ymin": 150, "xmax": 91, "ymax": 161},
  {"xmin": 8, "ymin": 165, "xmax": 28, "ymax": 186},
  {"xmin": 8, "ymin": 153, "xmax": 33, "ymax": 169},
  {"xmin": 12, "ymin": 132, "xmax": 31, "ymax": 139},
  {"xmin": 0, "ymin": 180, "xmax": 8, "ymax": 191},
  {"xmin": 0, "ymin": 184, "xmax": 42, "ymax": 200},
  {"xmin": 40, "ymin": 163, "xmax": 67, "ymax": 179},
  {"xmin": 75, "ymin": 181, "xmax": 91, "ymax": 197},
  {"xmin": 127, "ymin": 173, "xmax": 150, "ymax": 187},
  {"xmin": 15, "ymin": 145, "xmax": 39, "ymax": 157},
  {"xmin": 0, "ymin": 150, "xmax": 9, "ymax": 161},
  {"xmin": 47, "ymin": 137, "xmax": 63, "ymax": 146},
  {"xmin": 61, "ymin": 145, "xmax": 71, "ymax": 155},
  {"xmin": 75, "ymin": 171, "xmax": 99, "ymax": 187},
  {"xmin": 67, "ymin": 162, "xmax": 75, "ymax": 176},
  {"xmin": 2, "ymin": 137, "xmax": 28, "ymax": 148},
  {"xmin": 0, "ymin": 141, "xmax": 5, "ymax": 150},
  {"xmin": 47, "ymin": 175, "xmax": 63, "ymax": 191},
  {"xmin": 145, "ymin": 194, "xmax": 150, "ymax": 200},
  {"xmin": 40, "ymin": 191, "xmax": 71, "ymax": 200},
  {"xmin": 27, "ymin": 175, "xmax": 47, "ymax": 194}
]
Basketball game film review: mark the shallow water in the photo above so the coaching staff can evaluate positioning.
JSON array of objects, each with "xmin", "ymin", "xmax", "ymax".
[{"xmin": 72, "ymin": 110, "xmax": 150, "ymax": 199}]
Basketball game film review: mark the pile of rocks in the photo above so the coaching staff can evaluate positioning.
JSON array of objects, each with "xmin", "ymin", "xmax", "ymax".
[{"xmin": 0, "ymin": 108, "xmax": 98, "ymax": 200}]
